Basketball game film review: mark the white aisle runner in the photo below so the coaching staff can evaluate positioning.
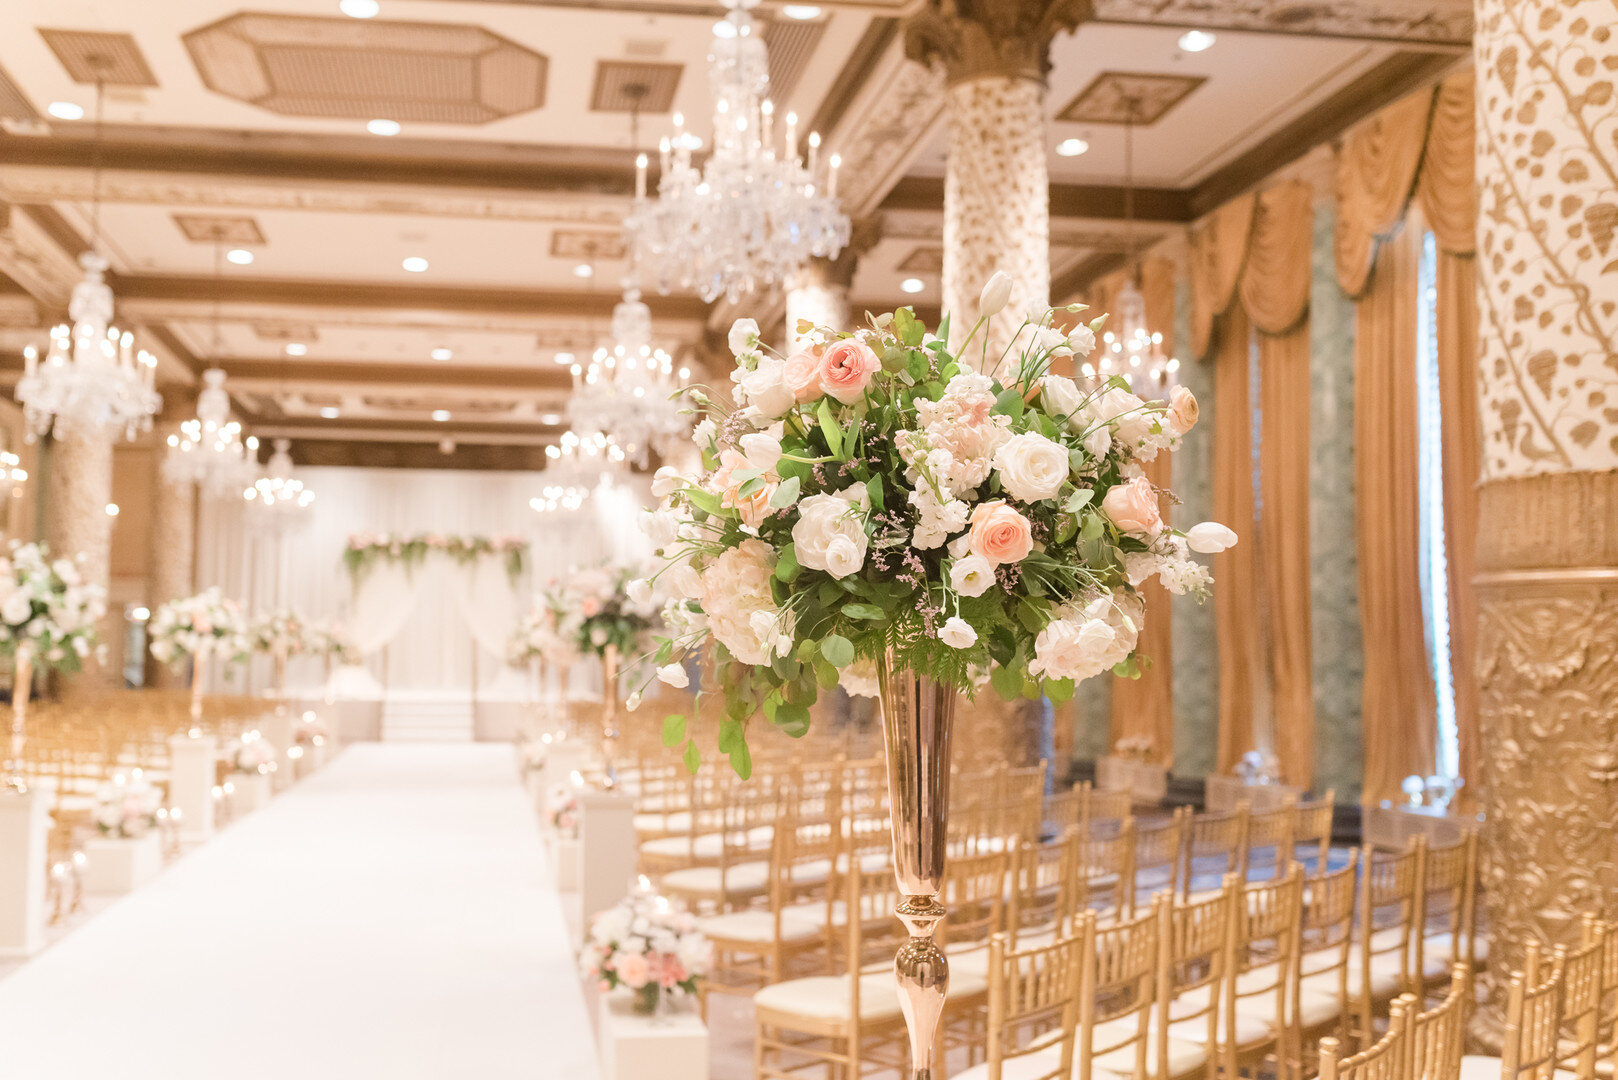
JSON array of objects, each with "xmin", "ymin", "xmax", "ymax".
[{"xmin": 0, "ymin": 744, "xmax": 599, "ymax": 1080}]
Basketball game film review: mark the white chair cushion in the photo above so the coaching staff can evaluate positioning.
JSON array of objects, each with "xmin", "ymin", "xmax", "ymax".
[
  {"xmin": 634, "ymin": 811, "xmax": 691, "ymax": 834},
  {"xmin": 640, "ymin": 825, "xmax": 773, "ymax": 860},
  {"xmin": 1460, "ymin": 1056, "xmax": 1502, "ymax": 1080},
  {"xmin": 697, "ymin": 909, "xmax": 822, "ymax": 944},
  {"xmin": 661, "ymin": 862, "xmax": 769, "ymax": 898},
  {"xmin": 756, "ymin": 971, "xmax": 944, "ymax": 1023},
  {"xmin": 1300, "ymin": 951, "xmax": 1404, "ymax": 998},
  {"xmin": 1090, "ymin": 1017, "xmax": 1210, "ymax": 1078},
  {"xmin": 950, "ymin": 1047, "xmax": 1065, "ymax": 1080}
]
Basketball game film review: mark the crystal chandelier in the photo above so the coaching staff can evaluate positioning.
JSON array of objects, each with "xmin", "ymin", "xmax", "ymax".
[
  {"xmin": 164, "ymin": 369, "xmax": 258, "ymax": 498},
  {"xmin": 244, "ymin": 439, "xmax": 315, "ymax": 527},
  {"xmin": 625, "ymin": 0, "xmax": 849, "ymax": 303},
  {"xmin": 565, "ymin": 288, "xmax": 692, "ymax": 469},
  {"xmin": 540, "ymin": 430, "xmax": 625, "ymax": 508},
  {"xmin": 17, "ymin": 253, "xmax": 160, "ymax": 441},
  {"xmin": 17, "ymin": 76, "xmax": 160, "ymax": 442},
  {"xmin": 0, "ymin": 451, "xmax": 26, "ymax": 499}
]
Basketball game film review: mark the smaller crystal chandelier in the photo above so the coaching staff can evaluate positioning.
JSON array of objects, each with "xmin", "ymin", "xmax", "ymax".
[
  {"xmin": 164, "ymin": 369, "xmax": 258, "ymax": 498},
  {"xmin": 244, "ymin": 439, "xmax": 315, "ymax": 528},
  {"xmin": 529, "ymin": 479, "xmax": 588, "ymax": 515},
  {"xmin": 542, "ymin": 430, "xmax": 626, "ymax": 508},
  {"xmin": 566, "ymin": 287, "xmax": 692, "ymax": 469},
  {"xmin": 626, "ymin": 0, "xmax": 849, "ymax": 302}
]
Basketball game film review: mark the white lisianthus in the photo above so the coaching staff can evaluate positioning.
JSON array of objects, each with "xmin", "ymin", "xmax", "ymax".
[
  {"xmin": 692, "ymin": 418, "xmax": 717, "ymax": 451},
  {"xmin": 1040, "ymin": 375, "xmax": 1084, "ymax": 425},
  {"xmin": 993, "ymin": 432, "xmax": 1070, "ymax": 503},
  {"xmin": 949, "ymin": 554, "xmax": 996, "ymax": 598},
  {"xmin": 667, "ymin": 562, "xmax": 703, "ymax": 599},
  {"xmin": 1086, "ymin": 387, "xmax": 1154, "ymax": 449},
  {"xmin": 729, "ymin": 317, "xmax": 760, "ymax": 357},
  {"xmin": 739, "ymin": 431, "xmax": 784, "ymax": 472},
  {"xmin": 651, "ymin": 466, "xmax": 683, "ymax": 498},
  {"xmin": 642, "ymin": 509, "xmax": 679, "ymax": 548},
  {"xmin": 1067, "ymin": 324, "xmax": 1097, "ymax": 358},
  {"xmin": 1185, "ymin": 522, "xmax": 1238, "ymax": 553},
  {"xmin": 1028, "ymin": 614, "xmax": 1118, "ymax": 682},
  {"xmin": 626, "ymin": 691, "xmax": 642, "ymax": 712},
  {"xmin": 979, "ymin": 270, "xmax": 1013, "ymax": 317},
  {"xmin": 823, "ymin": 535, "xmax": 864, "ymax": 579},
  {"xmin": 737, "ymin": 357, "xmax": 796, "ymax": 419},
  {"xmin": 656, "ymin": 663, "xmax": 689, "ymax": 689},
  {"xmin": 940, "ymin": 617, "xmax": 978, "ymax": 649},
  {"xmin": 626, "ymin": 578, "xmax": 652, "ymax": 605},
  {"xmin": 792, "ymin": 492, "xmax": 869, "ymax": 577}
]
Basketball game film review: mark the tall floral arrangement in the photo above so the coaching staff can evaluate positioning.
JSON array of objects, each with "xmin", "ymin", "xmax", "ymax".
[
  {"xmin": 148, "ymin": 587, "xmax": 249, "ymax": 666},
  {"xmin": 641, "ymin": 273, "xmax": 1235, "ymax": 776},
  {"xmin": 249, "ymin": 608, "xmax": 312, "ymax": 657},
  {"xmin": 0, "ymin": 541, "xmax": 105, "ymax": 672},
  {"xmin": 307, "ymin": 622, "xmax": 360, "ymax": 665},
  {"xmin": 560, "ymin": 563, "xmax": 659, "ymax": 660},
  {"xmin": 507, "ymin": 590, "xmax": 577, "ymax": 667}
]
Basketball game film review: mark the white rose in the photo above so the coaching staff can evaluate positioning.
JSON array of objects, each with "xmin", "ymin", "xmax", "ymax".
[
  {"xmin": 993, "ymin": 432, "xmax": 1070, "ymax": 503},
  {"xmin": 950, "ymin": 554, "xmax": 996, "ymax": 598},
  {"xmin": 1186, "ymin": 522, "xmax": 1238, "ymax": 554},
  {"xmin": 792, "ymin": 493, "xmax": 868, "ymax": 576},
  {"xmin": 979, "ymin": 270, "xmax": 1013, "ymax": 317},
  {"xmin": 739, "ymin": 432, "xmax": 783, "ymax": 472},
  {"xmin": 656, "ymin": 663, "xmax": 689, "ymax": 689},
  {"xmin": 1040, "ymin": 375, "xmax": 1084, "ymax": 425},
  {"xmin": 729, "ymin": 318, "xmax": 760, "ymax": 357},
  {"xmin": 823, "ymin": 535, "xmax": 864, "ymax": 579},
  {"xmin": 1087, "ymin": 388, "xmax": 1153, "ymax": 449},
  {"xmin": 1028, "ymin": 615, "xmax": 1117, "ymax": 682},
  {"xmin": 626, "ymin": 579, "xmax": 652, "ymax": 605},
  {"xmin": 651, "ymin": 466, "xmax": 683, "ymax": 498},
  {"xmin": 940, "ymin": 617, "xmax": 977, "ymax": 650},
  {"xmin": 1, "ymin": 591, "xmax": 31, "ymax": 626},
  {"xmin": 642, "ymin": 510, "xmax": 679, "ymax": 548},
  {"xmin": 737, "ymin": 357, "xmax": 796, "ymax": 419}
]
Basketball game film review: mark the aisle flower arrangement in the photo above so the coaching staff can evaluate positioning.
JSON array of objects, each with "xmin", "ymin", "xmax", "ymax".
[
  {"xmin": 560, "ymin": 563, "xmax": 659, "ymax": 660},
  {"xmin": 248, "ymin": 608, "xmax": 312, "ymax": 657},
  {"xmin": 229, "ymin": 731, "xmax": 277, "ymax": 775},
  {"xmin": 92, "ymin": 770, "xmax": 163, "ymax": 838},
  {"xmin": 579, "ymin": 888, "xmax": 710, "ymax": 1014},
  {"xmin": 0, "ymin": 541, "xmax": 105, "ymax": 671},
  {"xmin": 342, "ymin": 532, "xmax": 528, "ymax": 584},
  {"xmin": 547, "ymin": 788, "xmax": 579, "ymax": 836},
  {"xmin": 148, "ymin": 587, "xmax": 249, "ymax": 666},
  {"xmin": 642, "ymin": 277, "xmax": 1235, "ymax": 776}
]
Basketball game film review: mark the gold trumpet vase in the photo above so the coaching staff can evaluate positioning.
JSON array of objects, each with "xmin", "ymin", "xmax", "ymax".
[
  {"xmin": 189, "ymin": 640, "xmax": 209, "ymax": 726},
  {"xmin": 600, "ymin": 643, "xmax": 620, "ymax": 789},
  {"xmin": 877, "ymin": 648, "xmax": 956, "ymax": 1080},
  {"xmin": 5, "ymin": 649, "xmax": 32, "ymax": 789}
]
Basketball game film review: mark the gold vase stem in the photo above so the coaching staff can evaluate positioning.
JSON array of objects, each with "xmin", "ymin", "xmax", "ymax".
[
  {"xmin": 878, "ymin": 649, "xmax": 956, "ymax": 1080},
  {"xmin": 600, "ymin": 643, "xmax": 620, "ymax": 789},
  {"xmin": 5, "ymin": 651, "xmax": 31, "ymax": 790}
]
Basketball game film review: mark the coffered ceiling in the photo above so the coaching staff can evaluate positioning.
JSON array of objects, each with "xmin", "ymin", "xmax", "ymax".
[{"xmin": 0, "ymin": 0, "xmax": 1467, "ymax": 464}]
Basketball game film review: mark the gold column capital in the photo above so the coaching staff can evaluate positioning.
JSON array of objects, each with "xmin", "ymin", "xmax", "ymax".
[{"xmin": 903, "ymin": 0, "xmax": 1093, "ymax": 87}]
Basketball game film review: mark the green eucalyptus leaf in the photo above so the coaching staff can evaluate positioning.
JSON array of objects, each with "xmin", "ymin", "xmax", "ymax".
[
  {"xmin": 728, "ymin": 739, "xmax": 752, "ymax": 779},
  {"xmin": 820, "ymin": 634, "xmax": 855, "ymax": 668},
  {"xmin": 774, "ymin": 544, "xmax": 801, "ymax": 583},
  {"xmin": 770, "ymin": 475, "xmax": 801, "ymax": 508},
  {"xmin": 662, "ymin": 713, "xmax": 686, "ymax": 748},
  {"xmin": 683, "ymin": 740, "xmax": 700, "ymax": 773},
  {"xmin": 1064, "ymin": 489, "xmax": 1095, "ymax": 513},
  {"xmin": 994, "ymin": 388, "xmax": 1026, "ymax": 419},
  {"xmin": 842, "ymin": 602, "xmax": 885, "ymax": 621}
]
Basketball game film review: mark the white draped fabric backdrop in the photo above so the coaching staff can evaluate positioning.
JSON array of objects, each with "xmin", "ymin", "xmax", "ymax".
[{"xmin": 194, "ymin": 467, "xmax": 652, "ymax": 703}]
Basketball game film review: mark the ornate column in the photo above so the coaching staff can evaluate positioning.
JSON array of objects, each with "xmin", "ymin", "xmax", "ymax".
[
  {"xmin": 149, "ymin": 425, "xmax": 196, "ymax": 689},
  {"xmin": 1473, "ymin": 0, "xmax": 1618, "ymax": 1029},
  {"xmin": 45, "ymin": 426, "xmax": 115, "ymax": 683},
  {"xmin": 784, "ymin": 221, "xmax": 878, "ymax": 348},
  {"xmin": 905, "ymin": 0, "xmax": 1090, "ymax": 360}
]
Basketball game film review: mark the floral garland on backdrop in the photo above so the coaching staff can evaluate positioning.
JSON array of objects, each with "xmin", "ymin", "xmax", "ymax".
[
  {"xmin": 559, "ymin": 563, "xmax": 660, "ymax": 661},
  {"xmin": 640, "ymin": 272, "xmax": 1237, "ymax": 776},
  {"xmin": 0, "ymin": 541, "xmax": 105, "ymax": 672},
  {"xmin": 342, "ymin": 533, "xmax": 528, "ymax": 584},
  {"xmin": 148, "ymin": 587, "xmax": 250, "ymax": 666}
]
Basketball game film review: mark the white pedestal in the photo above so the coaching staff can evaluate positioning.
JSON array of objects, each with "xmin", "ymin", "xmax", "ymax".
[
  {"xmin": 0, "ymin": 788, "xmax": 49, "ymax": 960},
  {"xmin": 556, "ymin": 835, "xmax": 579, "ymax": 892},
  {"xmin": 259, "ymin": 708, "xmax": 296, "ymax": 790},
  {"xmin": 231, "ymin": 771, "xmax": 273, "ymax": 816},
  {"xmin": 597, "ymin": 992, "xmax": 708, "ymax": 1080},
  {"xmin": 83, "ymin": 832, "xmax": 163, "ymax": 894},
  {"xmin": 541, "ymin": 740, "xmax": 590, "ymax": 803},
  {"xmin": 167, "ymin": 733, "xmax": 217, "ymax": 842},
  {"xmin": 579, "ymin": 789, "xmax": 638, "ymax": 925}
]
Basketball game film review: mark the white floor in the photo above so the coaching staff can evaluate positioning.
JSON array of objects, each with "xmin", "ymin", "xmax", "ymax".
[{"xmin": 0, "ymin": 744, "xmax": 600, "ymax": 1080}]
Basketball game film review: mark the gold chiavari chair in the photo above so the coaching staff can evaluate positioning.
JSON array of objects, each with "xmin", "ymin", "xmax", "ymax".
[
  {"xmin": 1044, "ymin": 786, "xmax": 1086, "ymax": 837},
  {"xmin": 1225, "ymin": 865, "xmax": 1305, "ymax": 1079},
  {"xmin": 1348, "ymin": 840, "xmax": 1426, "ymax": 1047},
  {"xmin": 1079, "ymin": 782, "xmax": 1134, "ymax": 826},
  {"xmin": 1459, "ymin": 942, "xmax": 1564, "ymax": 1080},
  {"xmin": 1132, "ymin": 809, "xmax": 1189, "ymax": 911},
  {"xmin": 1159, "ymin": 876, "xmax": 1241, "ymax": 1080},
  {"xmin": 1008, "ymin": 831, "xmax": 1081, "ymax": 945},
  {"xmin": 1543, "ymin": 935, "xmax": 1604, "ymax": 1080},
  {"xmin": 941, "ymin": 849, "xmax": 1012, "ymax": 1063},
  {"xmin": 1411, "ymin": 964, "xmax": 1471, "ymax": 1080},
  {"xmin": 1320, "ymin": 994, "xmax": 1417, "ymax": 1080},
  {"xmin": 1292, "ymin": 854, "xmax": 1360, "ymax": 1077},
  {"xmin": 1076, "ymin": 817, "xmax": 1136, "ymax": 917},
  {"xmin": 1245, "ymin": 800, "xmax": 1298, "ymax": 883},
  {"xmin": 661, "ymin": 783, "xmax": 781, "ymax": 911},
  {"xmin": 1291, "ymin": 792, "xmax": 1337, "ymax": 874},
  {"xmin": 1416, "ymin": 831, "xmax": 1480, "ymax": 993},
  {"xmin": 954, "ymin": 931, "xmax": 1086, "ymax": 1080},
  {"xmin": 1179, "ymin": 806, "xmax": 1249, "ymax": 902},
  {"xmin": 1579, "ymin": 914, "xmax": 1618, "ymax": 1076}
]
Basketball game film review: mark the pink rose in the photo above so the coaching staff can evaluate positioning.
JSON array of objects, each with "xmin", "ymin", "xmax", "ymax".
[
  {"xmin": 784, "ymin": 350, "xmax": 822, "ymax": 403},
  {"xmin": 580, "ymin": 598, "xmax": 601, "ymax": 617},
  {"xmin": 711, "ymin": 448, "xmax": 778, "ymax": 527},
  {"xmin": 1168, "ymin": 385, "xmax": 1199, "ymax": 436},
  {"xmin": 817, "ymin": 339, "xmax": 881, "ymax": 404},
  {"xmin": 1101, "ymin": 476, "xmax": 1163, "ymax": 537},
  {"xmin": 615, "ymin": 952, "xmax": 650, "ymax": 989},
  {"xmin": 968, "ymin": 500, "xmax": 1033, "ymax": 566}
]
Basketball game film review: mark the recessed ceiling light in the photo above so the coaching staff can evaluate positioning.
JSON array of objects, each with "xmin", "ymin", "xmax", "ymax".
[
  {"xmin": 226, "ymin": 248, "xmax": 254, "ymax": 265},
  {"xmin": 431, "ymin": 409, "xmax": 451, "ymax": 422},
  {"xmin": 1056, "ymin": 138, "xmax": 1089, "ymax": 157},
  {"xmin": 554, "ymin": 352, "xmax": 574, "ymax": 366},
  {"xmin": 781, "ymin": 4, "xmax": 822, "ymax": 19},
  {"xmin": 541, "ymin": 413, "xmax": 561, "ymax": 425},
  {"xmin": 573, "ymin": 263, "xmax": 594, "ymax": 279},
  {"xmin": 339, "ymin": 0, "xmax": 380, "ymax": 17},
  {"xmin": 47, "ymin": 101, "xmax": 84, "ymax": 121},
  {"xmin": 105, "ymin": 503, "xmax": 119, "ymax": 517},
  {"xmin": 402, "ymin": 256, "xmax": 429, "ymax": 273},
  {"xmin": 900, "ymin": 278, "xmax": 925, "ymax": 294},
  {"xmin": 431, "ymin": 347, "xmax": 453, "ymax": 361},
  {"xmin": 367, "ymin": 118, "xmax": 401, "ymax": 137},
  {"xmin": 319, "ymin": 407, "xmax": 341, "ymax": 419},
  {"xmin": 1178, "ymin": 29, "xmax": 1216, "ymax": 52},
  {"xmin": 285, "ymin": 343, "xmax": 308, "ymax": 356}
]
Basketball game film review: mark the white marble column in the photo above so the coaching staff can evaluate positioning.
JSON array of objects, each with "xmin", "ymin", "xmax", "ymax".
[
  {"xmin": 149, "ymin": 431, "xmax": 196, "ymax": 689},
  {"xmin": 906, "ymin": 0, "xmax": 1086, "ymax": 361},
  {"xmin": 1472, "ymin": 0, "xmax": 1618, "ymax": 1034},
  {"xmin": 785, "ymin": 274, "xmax": 851, "ymax": 350},
  {"xmin": 46, "ymin": 426, "xmax": 115, "ymax": 683}
]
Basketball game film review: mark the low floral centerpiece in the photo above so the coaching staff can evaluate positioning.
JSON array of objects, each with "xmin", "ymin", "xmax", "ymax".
[
  {"xmin": 580, "ymin": 887, "xmax": 710, "ymax": 1015},
  {"xmin": 640, "ymin": 271, "xmax": 1235, "ymax": 1075},
  {"xmin": 0, "ymin": 541, "xmax": 106, "ymax": 779},
  {"xmin": 548, "ymin": 787, "xmax": 579, "ymax": 837},
  {"xmin": 93, "ymin": 770, "xmax": 163, "ymax": 838}
]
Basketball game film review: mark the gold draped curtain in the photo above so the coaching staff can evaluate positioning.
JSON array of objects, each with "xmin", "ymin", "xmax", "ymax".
[
  {"xmin": 1087, "ymin": 257, "xmax": 1177, "ymax": 766},
  {"xmin": 1336, "ymin": 72, "xmax": 1479, "ymax": 804},
  {"xmin": 1189, "ymin": 179, "xmax": 1317, "ymax": 788}
]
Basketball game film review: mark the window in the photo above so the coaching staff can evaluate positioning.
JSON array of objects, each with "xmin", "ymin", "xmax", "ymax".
[{"xmin": 1415, "ymin": 230, "xmax": 1459, "ymax": 780}]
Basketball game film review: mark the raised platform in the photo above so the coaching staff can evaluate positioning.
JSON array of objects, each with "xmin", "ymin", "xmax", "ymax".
[{"xmin": 381, "ymin": 695, "xmax": 475, "ymax": 741}]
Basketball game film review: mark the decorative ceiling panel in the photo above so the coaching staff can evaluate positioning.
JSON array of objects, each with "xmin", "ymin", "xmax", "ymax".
[
  {"xmin": 172, "ymin": 213, "xmax": 265, "ymax": 244},
  {"xmin": 897, "ymin": 246, "xmax": 942, "ymax": 273},
  {"xmin": 38, "ymin": 29, "xmax": 159, "ymax": 87},
  {"xmin": 1057, "ymin": 72, "xmax": 1205, "ymax": 125},
  {"xmin": 183, "ymin": 14, "xmax": 546, "ymax": 123},
  {"xmin": 0, "ymin": 64, "xmax": 38, "ymax": 122},
  {"xmin": 252, "ymin": 322, "xmax": 318, "ymax": 342},
  {"xmin": 549, "ymin": 229, "xmax": 626, "ymax": 260},
  {"xmin": 1090, "ymin": 0, "xmax": 1472, "ymax": 45},
  {"xmin": 763, "ymin": 19, "xmax": 826, "ymax": 103},
  {"xmin": 591, "ymin": 60, "xmax": 682, "ymax": 113}
]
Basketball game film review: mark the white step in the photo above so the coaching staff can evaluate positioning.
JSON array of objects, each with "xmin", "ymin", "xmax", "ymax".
[{"xmin": 381, "ymin": 697, "xmax": 475, "ymax": 742}]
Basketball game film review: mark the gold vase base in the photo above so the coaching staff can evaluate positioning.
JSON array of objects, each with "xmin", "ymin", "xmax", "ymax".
[{"xmin": 894, "ymin": 894, "xmax": 949, "ymax": 1080}]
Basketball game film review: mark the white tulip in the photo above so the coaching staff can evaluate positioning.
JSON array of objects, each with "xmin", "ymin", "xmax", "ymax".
[
  {"xmin": 656, "ymin": 663, "xmax": 689, "ymax": 689},
  {"xmin": 651, "ymin": 466, "xmax": 683, "ymax": 498},
  {"xmin": 739, "ymin": 431, "xmax": 784, "ymax": 471},
  {"xmin": 626, "ymin": 579, "xmax": 653, "ymax": 605},
  {"xmin": 728, "ymin": 318, "xmax": 760, "ymax": 357},
  {"xmin": 1185, "ymin": 522, "xmax": 1239, "ymax": 554},
  {"xmin": 979, "ymin": 270, "xmax": 1013, "ymax": 317}
]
